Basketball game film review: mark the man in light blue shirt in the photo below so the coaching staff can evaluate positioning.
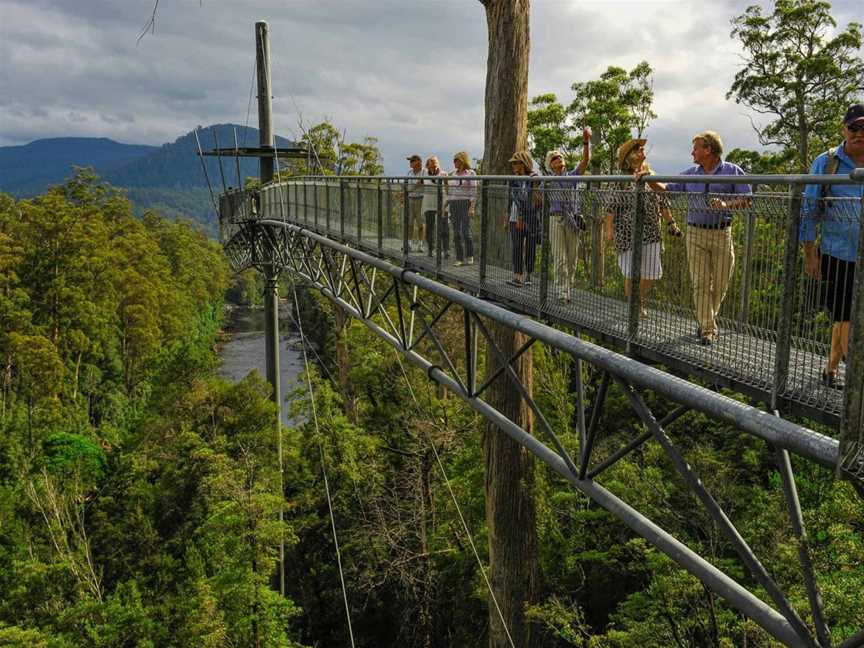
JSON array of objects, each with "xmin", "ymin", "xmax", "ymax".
[{"xmin": 801, "ymin": 103, "xmax": 864, "ymax": 387}]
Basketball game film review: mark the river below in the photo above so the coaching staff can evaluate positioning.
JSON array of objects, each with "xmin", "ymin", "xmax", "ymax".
[{"xmin": 218, "ymin": 304, "xmax": 304, "ymax": 427}]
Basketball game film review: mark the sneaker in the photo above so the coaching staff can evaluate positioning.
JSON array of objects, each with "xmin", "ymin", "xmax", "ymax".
[
  {"xmin": 699, "ymin": 334, "xmax": 715, "ymax": 347},
  {"xmin": 465, "ymin": 256, "xmax": 475, "ymax": 265},
  {"xmin": 454, "ymin": 260, "xmax": 464, "ymax": 267},
  {"xmin": 822, "ymin": 370, "xmax": 844, "ymax": 389},
  {"xmin": 524, "ymin": 275, "xmax": 533, "ymax": 286},
  {"xmin": 506, "ymin": 277, "xmax": 524, "ymax": 287}
]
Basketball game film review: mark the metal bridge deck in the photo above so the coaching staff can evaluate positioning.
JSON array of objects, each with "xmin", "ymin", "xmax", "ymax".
[{"xmin": 339, "ymin": 232, "xmax": 844, "ymax": 425}]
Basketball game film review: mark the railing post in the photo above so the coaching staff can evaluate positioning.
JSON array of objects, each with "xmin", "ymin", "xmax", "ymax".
[
  {"xmin": 356, "ymin": 180, "xmax": 363, "ymax": 245},
  {"xmin": 590, "ymin": 182, "xmax": 604, "ymax": 290},
  {"xmin": 377, "ymin": 178, "xmax": 384, "ymax": 253},
  {"xmin": 839, "ymin": 175, "xmax": 864, "ymax": 487},
  {"xmin": 386, "ymin": 179, "xmax": 393, "ymax": 242},
  {"xmin": 313, "ymin": 177, "xmax": 319, "ymax": 230},
  {"xmin": 325, "ymin": 178, "xmax": 331, "ymax": 233},
  {"xmin": 479, "ymin": 179, "xmax": 489, "ymax": 283},
  {"xmin": 303, "ymin": 181, "xmax": 308, "ymax": 224},
  {"xmin": 402, "ymin": 180, "xmax": 410, "ymax": 256},
  {"xmin": 627, "ymin": 181, "xmax": 646, "ymax": 345},
  {"xmin": 772, "ymin": 185, "xmax": 803, "ymax": 409},
  {"xmin": 339, "ymin": 180, "xmax": 346, "ymax": 240},
  {"xmin": 738, "ymin": 204, "xmax": 757, "ymax": 324},
  {"xmin": 539, "ymin": 181, "xmax": 551, "ymax": 307},
  {"xmin": 436, "ymin": 176, "xmax": 444, "ymax": 270}
]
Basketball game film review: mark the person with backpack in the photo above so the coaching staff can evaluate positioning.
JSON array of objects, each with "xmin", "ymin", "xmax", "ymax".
[
  {"xmin": 801, "ymin": 103, "xmax": 864, "ymax": 388},
  {"xmin": 506, "ymin": 151, "xmax": 541, "ymax": 287}
]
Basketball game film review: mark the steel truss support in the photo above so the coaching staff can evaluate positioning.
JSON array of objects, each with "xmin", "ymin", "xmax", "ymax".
[{"xmin": 244, "ymin": 220, "xmax": 858, "ymax": 648}]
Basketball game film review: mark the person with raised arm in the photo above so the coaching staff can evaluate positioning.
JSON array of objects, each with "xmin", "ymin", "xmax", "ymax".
[{"xmin": 545, "ymin": 127, "xmax": 591, "ymax": 303}]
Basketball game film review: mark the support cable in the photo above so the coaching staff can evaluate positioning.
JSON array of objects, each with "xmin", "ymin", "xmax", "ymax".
[
  {"xmin": 289, "ymin": 277, "xmax": 356, "ymax": 648},
  {"xmin": 391, "ymin": 350, "xmax": 517, "ymax": 648},
  {"xmin": 243, "ymin": 56, "xmax": 256, "ymax": 147},
  {"xmin": 193, "ymin": 127, "xmax": 219, "ymax": 220}
]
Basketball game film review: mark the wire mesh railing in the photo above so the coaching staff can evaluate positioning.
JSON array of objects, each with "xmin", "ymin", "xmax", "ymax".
[{"xmin": 235, "ymin": 173, "xmax": 863, "ymax": 427}]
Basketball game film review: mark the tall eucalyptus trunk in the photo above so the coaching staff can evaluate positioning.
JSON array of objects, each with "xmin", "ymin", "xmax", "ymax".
[{"xmin": 478, "ymin": 2, "xmax": 540, "ymax": 646}]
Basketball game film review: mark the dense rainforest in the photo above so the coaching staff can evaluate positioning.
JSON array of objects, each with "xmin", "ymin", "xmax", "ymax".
[{"xmin": 1, "ymin": 171, "xmax": 863, "ymax": 647}]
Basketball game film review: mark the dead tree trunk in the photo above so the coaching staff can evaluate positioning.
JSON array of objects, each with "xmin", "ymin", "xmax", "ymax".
[
  {"xmin": 334, "ymin": 307, "xmax": 357, "ymax": 423},
  {"xmin": 478, "ymin": 2, "xmax": 540, "ymax": 646}
]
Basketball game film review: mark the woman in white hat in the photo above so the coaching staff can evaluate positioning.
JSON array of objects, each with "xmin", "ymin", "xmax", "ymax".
[{"xmin": 605, "ymin": 139, "xmax": 681, "ymax": 315}]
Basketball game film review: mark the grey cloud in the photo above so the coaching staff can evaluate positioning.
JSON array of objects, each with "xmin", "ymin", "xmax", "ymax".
[{"xmin": 3, "ymin": 0, "xmax": 859, "ymax": 172}]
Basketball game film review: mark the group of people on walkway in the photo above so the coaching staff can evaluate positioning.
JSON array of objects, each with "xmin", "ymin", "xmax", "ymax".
[
  {"xmin": 405, "ymin": 152, "xmax": 477, "ymax": 266},
  {"xmin": 404, "ymin": 102, "xmax": 864, "ymax": 382},
  {"xmin": 503, "ymin": 127, "xmax": 751, "ymax": 348}
]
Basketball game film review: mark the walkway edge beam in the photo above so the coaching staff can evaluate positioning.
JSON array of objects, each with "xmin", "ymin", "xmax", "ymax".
[
  {"xmin": 261, "ymin": 219, "xmax": 840, "ymax": 470},
  {"xmin": 304, "ymin": 246, "xmax": 810, "ymax": 648}
]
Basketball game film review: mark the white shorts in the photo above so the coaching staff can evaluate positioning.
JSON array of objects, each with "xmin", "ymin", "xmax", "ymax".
[{"xmin": 618, "ymin": 242, "xmax": 662, "ymax": 280}]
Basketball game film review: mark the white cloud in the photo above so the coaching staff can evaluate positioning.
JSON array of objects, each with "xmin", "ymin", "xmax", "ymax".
[{"xmin": 1, "ymin": 0, "xmax": 861, "ymax": 173}]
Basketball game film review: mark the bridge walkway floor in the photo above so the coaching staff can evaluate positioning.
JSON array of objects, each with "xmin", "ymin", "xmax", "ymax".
[{"xmin": 299, "ymin": 225, "xmax": 843, "ymax": 426}]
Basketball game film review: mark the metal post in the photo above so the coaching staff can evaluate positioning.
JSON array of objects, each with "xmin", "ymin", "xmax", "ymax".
[
  {"xmin": 539, "ymin": 181, "xmax": 551, "ymax": 307},
  {"xmin": 479, "ymin": 180, "xmax": 489, "ymax": 283},
  {"xmin": 255, "ymin": 22, "xmax": 274, "ymax": 185},
  {"xmin": 773, "ymin": 186, "xmax": 803, "ymax": 409},
  {"xmin": 356, "ymin": 181, "xmax": 362, "ymax": 245},
  {"xmin": 738, "ymin": 206, "xmax": 756, "ymax": 324},
  {"xmin": 774, "ymin": 446, "xmax": 831, "ymax": 647},
  {"xmin": 339, "ymin": 181, "xmax": 346, "ymax": 240},
  {"xmin": 386, "ymin": 179, "xmax": 393, "ymax": 241},
  {"xmin": 402, "ymin": 180, "xmax": 410, "ymax": 256},
  {"xmin": 255, "ymin": 20, "xmax": 284, "ymax": 598},
  {"xmin": 436, "ymin": 177, "xmax": 444, "ymax": 270},
  {"xmin": 839, "ymin": 178, "xmax": 864, "ymax": 486},
  {"xmin": 313, "ymin": 178, "xmax": 319, "ymax": 230},
  {"xmin": 590, "ymin": 183, "xmax": 604, "ymax": 290},
  {"xmin": 377, "ymin": 179, "xmax": 384, "ymax": 253},
  {"xmin": 627, "ymin": 181, "xmax": 646, "ymax": 345},
  {"xmin": 303, "ymin": 182, "xmax": 308, "ymax": 225},
  {"xmin": 325, "ymin": 179, "xmax": 331, "ymax": 233}
]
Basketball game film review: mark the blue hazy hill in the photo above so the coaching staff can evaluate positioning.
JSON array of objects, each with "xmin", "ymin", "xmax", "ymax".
[{"xmin": 0, "ymin": 124, "xmax": 297, "ymax": 233}]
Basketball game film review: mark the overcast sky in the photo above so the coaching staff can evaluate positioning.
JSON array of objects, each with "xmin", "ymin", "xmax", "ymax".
[{"xmin": 1, "ymin": 0, "xmax": 861, "ymax": 173}]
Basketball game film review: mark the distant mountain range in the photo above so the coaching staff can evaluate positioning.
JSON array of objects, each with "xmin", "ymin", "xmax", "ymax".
[{"xmin": 0, "ymin": 124, "xmax": 296, "ymax": 234}]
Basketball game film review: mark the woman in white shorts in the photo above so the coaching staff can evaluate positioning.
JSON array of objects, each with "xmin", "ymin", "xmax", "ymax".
[{"xmin": 605, "ymin": 139, "xmax": 682, "ymax": 315}]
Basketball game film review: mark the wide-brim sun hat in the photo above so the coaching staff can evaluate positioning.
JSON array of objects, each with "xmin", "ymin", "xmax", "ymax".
[
  {"xmin": 616, "ymin": 138, "xmax": 647, "ymax": 170},
  {"xmin": 508, "ymin": 150, "xmax": 534, "ymax": 172},
  {"xmin": 544, "ymin": 149, "xmax": 564, "ymax": 171}
]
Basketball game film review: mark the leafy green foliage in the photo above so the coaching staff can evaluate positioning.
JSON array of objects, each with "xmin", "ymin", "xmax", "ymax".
[
  {"xmin": 728, "ymin": 0, "xmax": 864, "ymax": 171},
  {"xmin": 0, "ymin": 173, "xmax": 308, "ymax": 646}
]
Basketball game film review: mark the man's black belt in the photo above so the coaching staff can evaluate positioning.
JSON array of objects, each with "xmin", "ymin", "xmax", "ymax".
[{"xmin": 689, "ymin": 222, "xmax": 731, "ymax": 230}]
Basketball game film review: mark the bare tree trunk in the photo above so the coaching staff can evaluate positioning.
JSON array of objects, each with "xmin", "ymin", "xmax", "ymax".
[
  {"xmin": 795, "ymin": 86, "xmax": 809, "ymax": 173},
  {"xmin": 334, "ymin": 308, "xmax": 357, "ymax": 423},
  {"xmin": 418, "ymin": 454, "xmax": 433, "ymax": 648},
  {"xmin": 481, "ymin": 0, "xmax": 530, "ymax": 175},
  {"xmin": 479, "ymin": 2, "xmax": 540, "ymax": 646}
]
